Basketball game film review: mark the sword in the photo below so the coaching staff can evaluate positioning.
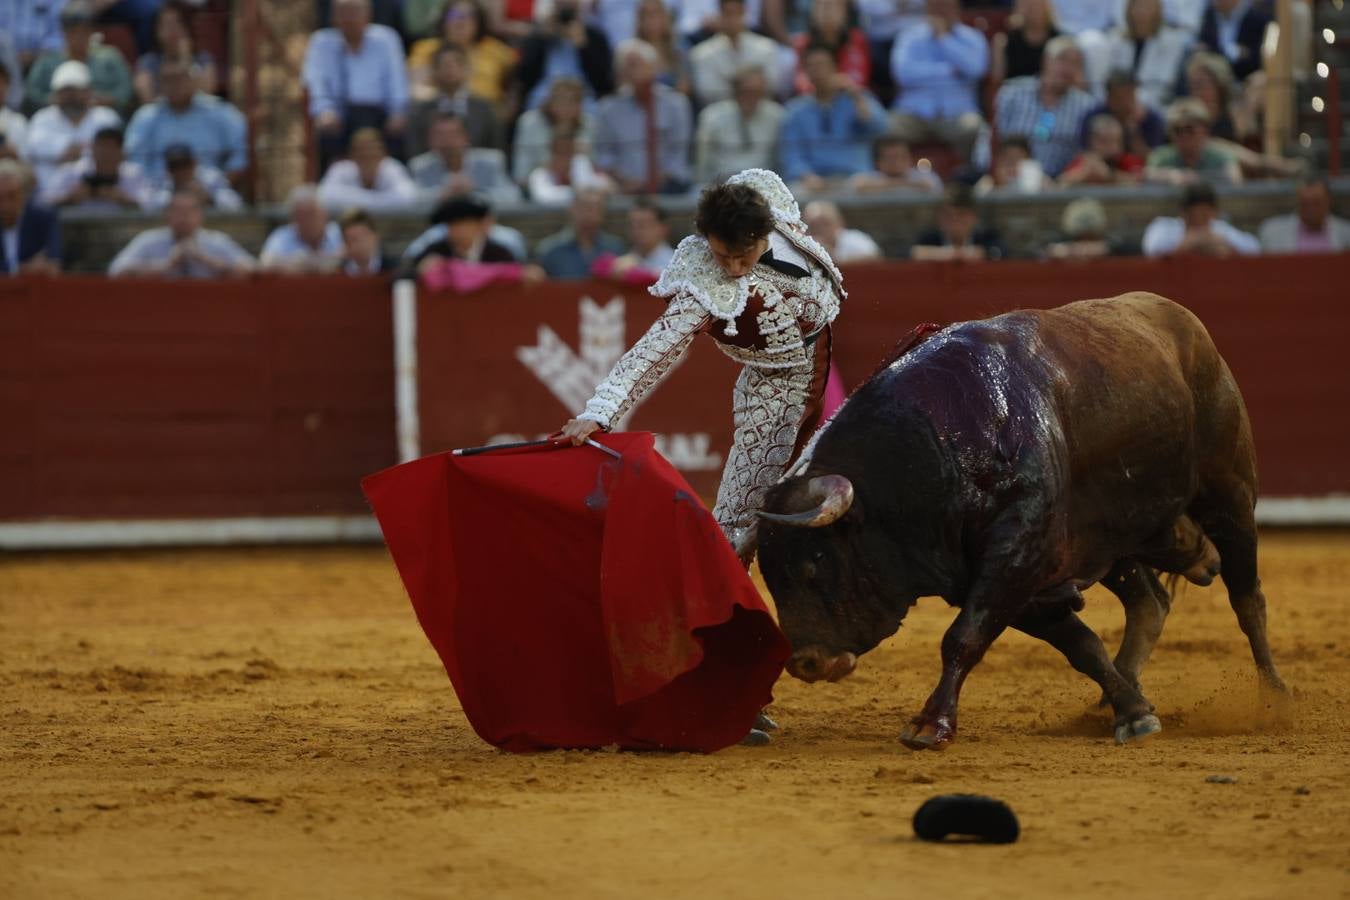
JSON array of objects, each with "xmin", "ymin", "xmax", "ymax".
[{"xmin": 452, "ymin": 437, "xmax": 622, "ymax": 460}]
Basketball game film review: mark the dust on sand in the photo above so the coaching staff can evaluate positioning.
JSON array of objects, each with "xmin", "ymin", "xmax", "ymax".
[{"xmin": 2, "ymin": 532, "xmax": 1348, "ymax": 899}]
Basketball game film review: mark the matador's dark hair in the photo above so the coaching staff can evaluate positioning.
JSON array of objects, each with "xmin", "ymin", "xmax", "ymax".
[{"xmin": 694, "ymin": 182, "xmax": 774, "ymax": 253}]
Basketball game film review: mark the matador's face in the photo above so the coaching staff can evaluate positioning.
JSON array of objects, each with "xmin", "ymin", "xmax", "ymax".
[{"xmin": 706, "ymin": 235, "xmax": 769, "ymax": 279}]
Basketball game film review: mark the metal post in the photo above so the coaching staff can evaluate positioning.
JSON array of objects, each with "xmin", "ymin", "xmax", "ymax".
[
  {"xmin": 242, "ymin": 0, "xmax": 262, "ymax": 201},
  {"xmin": 1264, "ymin": 0, "xmax": 1294, "ymax": 158},
  {"xmin": 1330, "ymin": 61, "xmax": 1343, "ymax": 177}
]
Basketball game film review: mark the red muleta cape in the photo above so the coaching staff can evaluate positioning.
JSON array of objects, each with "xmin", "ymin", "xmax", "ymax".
[{"xmin": 361, "ymin": 432, "xmax": 791, "ymax": 753}]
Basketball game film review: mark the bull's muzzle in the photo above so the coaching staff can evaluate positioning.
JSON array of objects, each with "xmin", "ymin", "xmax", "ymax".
[{"xmin": 786, "ymin": 648, "xmax": 858, "ymax": 684}]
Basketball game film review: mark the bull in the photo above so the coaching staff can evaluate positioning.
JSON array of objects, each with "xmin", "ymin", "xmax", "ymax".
[{"xmin": 755, "ymin": 294, "xmax": 1288, "ymax": 749}]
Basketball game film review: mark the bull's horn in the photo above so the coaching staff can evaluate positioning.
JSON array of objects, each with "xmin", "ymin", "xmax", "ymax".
[{"xmin": 756, "ymin": 475, "xmax": 854, "ymax": 528}]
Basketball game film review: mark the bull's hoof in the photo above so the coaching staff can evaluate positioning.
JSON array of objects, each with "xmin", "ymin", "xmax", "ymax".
[
  {"xmin": 1260, "ymin": 670, "xmax": 1291, "ymax": 696},
  {"xmin": 900, "ymin": 718, "xmax": 954, "ymax": 751},
  {"xmin": 1114, "ymin": 714, "xmax": 1162, "ymax": 745},
  {"xmin": 740, "ymin": 728, "xmax": 771, "ymax": 747},
  {"xmin": 754, "ymin": 712, "xmax": 779, "ymax": 732}
]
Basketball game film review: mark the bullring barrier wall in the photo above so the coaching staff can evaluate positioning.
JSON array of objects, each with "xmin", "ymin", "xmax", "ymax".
[{"xmin": 1, "ymin": 255, "xmax": 1346, "ymax": 548}]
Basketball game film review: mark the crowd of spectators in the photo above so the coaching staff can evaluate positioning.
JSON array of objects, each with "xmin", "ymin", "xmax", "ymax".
[{"xmin": 0, "ymin": 0, "xmax": 1345, "ymax": 280}]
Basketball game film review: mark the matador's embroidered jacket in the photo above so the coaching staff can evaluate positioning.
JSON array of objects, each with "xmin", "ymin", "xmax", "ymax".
[{"xmin": 576, "ymin": 169, "xmax": 847, "ymax": 542}]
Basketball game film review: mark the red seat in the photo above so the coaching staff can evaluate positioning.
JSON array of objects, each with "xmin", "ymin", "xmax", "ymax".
[
  {"xmin": 193, "ymin": 10, "xmax": 231, "ymax": 92},
  {"xmin": 962, "ymin": 9, "xmax": 1011, "ymax": 36}
]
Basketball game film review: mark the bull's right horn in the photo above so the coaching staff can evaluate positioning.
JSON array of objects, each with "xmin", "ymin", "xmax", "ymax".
[{"xmin": 757, "ymin": 475, "xmax": 854, "ymax": 528}]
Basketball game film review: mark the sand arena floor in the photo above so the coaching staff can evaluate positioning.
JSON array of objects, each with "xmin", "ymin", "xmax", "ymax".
[{"xmin": 2, "ymin": 532, "xmax": 1348, "ymax": 899}]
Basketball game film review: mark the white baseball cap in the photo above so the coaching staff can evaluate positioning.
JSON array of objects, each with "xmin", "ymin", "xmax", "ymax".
[{"xmin": 51, "ymin": 60, "xmax": 92, "ymax": 91}]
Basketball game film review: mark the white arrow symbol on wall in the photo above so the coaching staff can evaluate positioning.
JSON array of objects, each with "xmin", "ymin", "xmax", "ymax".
[{"xmin": 516, "ymin": 296, "xmax": 682, "ymax": 426}]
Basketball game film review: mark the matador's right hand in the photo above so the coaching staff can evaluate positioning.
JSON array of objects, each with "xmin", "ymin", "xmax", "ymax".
[{"xmin": 556, "ymin": 418, "xmax": 602, "ymax": 446}]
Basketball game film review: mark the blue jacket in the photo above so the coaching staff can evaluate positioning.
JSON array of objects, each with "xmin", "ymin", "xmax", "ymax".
[
  {"xmin": 0, "ymin": 199, "xmax": 62, "ymax": 274},
  {"xmin": 780, "ymin": 91, "xmax": 888, "ymax": 182},
  {"xmin": 1198, "ymin": 2, "xmax": 1272, "ymax": 81}
]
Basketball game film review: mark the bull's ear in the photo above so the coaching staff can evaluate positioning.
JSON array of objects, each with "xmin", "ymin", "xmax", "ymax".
[{"xmin": 757, "ymin": 475, "xmax": 854, "ymax": 528}]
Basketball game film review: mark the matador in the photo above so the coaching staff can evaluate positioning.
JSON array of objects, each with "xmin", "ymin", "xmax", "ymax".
[{"xmin": 559, "ymin": 169, "xmax": 846, "ymax": 565}]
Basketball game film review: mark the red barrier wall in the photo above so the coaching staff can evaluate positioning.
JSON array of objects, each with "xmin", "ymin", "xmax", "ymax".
[
  {"xmin": 0, "ymin": 277, "xmax": 395, "ymax": 520},
  {"xmin": 0, "ymin": 256, "xmax": 1345, "ymax": 527}
]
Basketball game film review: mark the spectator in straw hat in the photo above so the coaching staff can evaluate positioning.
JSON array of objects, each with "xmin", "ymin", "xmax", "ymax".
[
  {"xmin": 1046, "ymin": 197, "xmax": 1126, "ymax": 259},
  {"xmin": 1145, "ymin": 97, "xmax": 1240, "ymax": 186},
  {"xmin": 25, "ymin": 60, "xmax": 122, "ymax": 190}
]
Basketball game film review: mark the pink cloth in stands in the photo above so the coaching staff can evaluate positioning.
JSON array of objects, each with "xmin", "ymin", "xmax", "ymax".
[
  {"xmin": 590, "ymin": 253, "xmax": 660, "ymax": 286},
  {"xmin": 421, "ymin": 258, "xmax": 525, "ymax": 293}
]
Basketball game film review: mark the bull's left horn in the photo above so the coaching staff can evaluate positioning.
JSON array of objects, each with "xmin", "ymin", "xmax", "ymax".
[{"xmin": 757, "ymin": 475, "xmax": 854, "ymax": 528}]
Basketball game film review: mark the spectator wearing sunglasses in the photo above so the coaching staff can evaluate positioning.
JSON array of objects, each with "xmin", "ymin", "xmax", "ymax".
[
  {"xmin": 993, "ymin": 35, "xmax": 1095, "ymax": 178},
  {"xmin": 1144, "ymin": 97, "xmax": 1241, "ymax": 186}
]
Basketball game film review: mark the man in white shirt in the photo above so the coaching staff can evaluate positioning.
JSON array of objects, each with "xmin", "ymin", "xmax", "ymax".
[
  {"xmin": 317, "ymin": 127, "xmax": 418, "ymax": 213},
  {"xmin": 24, "ymin": 60, "xmax": 121, "ymax": 190},
  {"xmin": 689, "ymin": 0, "xmax": 781, "ymax": 107},
  {"xmin": 1142, "ymin": 181, "xmax": 1260, "ymax": 257},
  {"xmin": 694, "ymin": 67, "xmax": 784, "ymax": 184},
  {"xmin": 109, "ymin": 189, "xmax": 256, "ymax": 278},
  {"xmin": 802, "ymin": 199, "xmax": 882, "ymax": 262},
  {"xmin": 260, "ymin": 184, "xmax": 344, "ymax": 273}
]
